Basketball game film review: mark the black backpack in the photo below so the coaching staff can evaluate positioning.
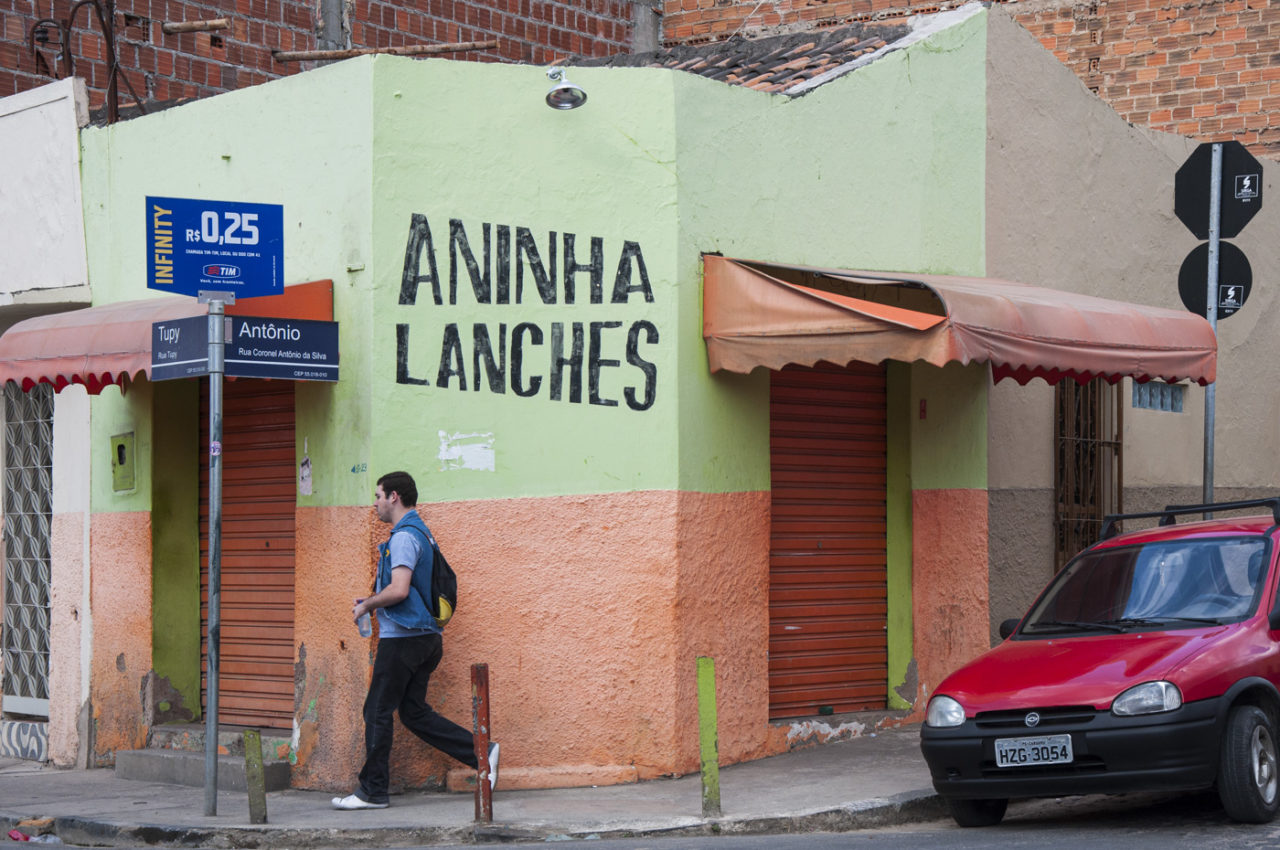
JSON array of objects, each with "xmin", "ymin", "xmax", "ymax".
[
  {"xmin": 425, "ymin": 532, "xmax": 458, "ymax": 627},
  {"xmin": 379, "ymin": 523, "xmax": 458, "ymax": 628}
]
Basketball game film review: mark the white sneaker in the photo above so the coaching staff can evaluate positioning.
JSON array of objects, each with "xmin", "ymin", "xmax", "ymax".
[
  {"xmin": 330, "ymin": 793, "xmax": 388, "ymax": 810},
  {"xmin": 488, "ymin": 742, "xmax": 500, "ymax": 790}
]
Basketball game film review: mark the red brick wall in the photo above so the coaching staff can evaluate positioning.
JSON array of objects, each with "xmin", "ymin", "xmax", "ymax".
[
  {"xmin": 661, "ymin": 0, "xmax": 1280, "ymax": 159},
  {"xmin": 1011, "ymin": 0, "xmax": 1280, "ymax": 158},
  {"xmin": 2, "ymin": 0, "xmax": 636, "ymax": 115}
]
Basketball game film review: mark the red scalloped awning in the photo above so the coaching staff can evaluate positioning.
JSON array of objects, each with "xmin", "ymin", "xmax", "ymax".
[
  {"xmin": 702, "ymin": 257, "xmax": 1216, "ymax": 386},
  {"xmin": 0, "ymin": 280, "xmax": 334, "ymax": 394}
]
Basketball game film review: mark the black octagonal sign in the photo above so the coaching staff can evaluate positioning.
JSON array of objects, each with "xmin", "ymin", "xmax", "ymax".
[{"xmin": 1175, "ymin": 140, "xmax": 1264, "ymax": 240}]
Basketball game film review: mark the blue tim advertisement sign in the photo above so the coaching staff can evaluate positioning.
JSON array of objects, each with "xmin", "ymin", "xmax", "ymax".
[{"xmin": 146, "ymin": 196, "xmax": 284, "ymax": 298}]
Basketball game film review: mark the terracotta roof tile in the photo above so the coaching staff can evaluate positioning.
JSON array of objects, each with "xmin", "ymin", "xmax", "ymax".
[{"xmin": 577, "ymin": 22, "xmax": 910, "ymax": 95}]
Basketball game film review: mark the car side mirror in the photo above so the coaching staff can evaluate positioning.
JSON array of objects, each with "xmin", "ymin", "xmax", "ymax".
[
  {"xmin": 1270, "ymin": 609, "xmax": 1280, "ymax": 632},
  {"xmin": 999, "ymin": 618, "xmax": 1020, "ymax": 639}
]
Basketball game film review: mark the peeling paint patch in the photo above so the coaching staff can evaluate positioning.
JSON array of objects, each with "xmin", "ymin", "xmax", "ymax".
[
  {"xmin": 894, "ymin": 657, "xmax": 920, "ymax": 707},
  {"xmin": 288, "ymin": 719, "xmax": 301, "ymax": 765},
  {"xmin": 437, "ymin": 430, "xmax": 495, "ymax": 471},
  {"xmin": 785, "ymin": 718, "xmax": 868, "ymax": 748},
  {"xmin": 142, "ymin": 670, "xmax": 195, "ymax": 725}
]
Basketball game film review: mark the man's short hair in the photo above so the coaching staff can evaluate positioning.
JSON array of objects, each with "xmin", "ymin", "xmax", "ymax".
[{"xmin": 377, "ymin": 471, "xmax": 418, "ymax": 507}]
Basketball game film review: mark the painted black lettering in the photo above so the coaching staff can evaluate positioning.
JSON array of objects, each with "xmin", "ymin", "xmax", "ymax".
[
  {"xmin": 611, "ymin": 240, "xmax": 654, "ymax": 304},
  {"xmin": 472, "ymin": 323, "xmax": 507, "ymax": 393},
  {"xmin": 400, "ymin": 214, "xmax": 442, "ymax": 305},
  {"xmin": 511, "ymin": 322, "xmax": 543, "ymax": 397},
  {"xmin": 550, "ymin": 322, "xmax": 584, "ymax": 403},
  {"xmin": 450, "ymin": 219, "xmax": 490, "ymax": 304},
  {"xmin": 395, "ymin": 324, "xmax": 430, "ymax": 385},
  {"xmin": 495, "ymin": 225, "xmax": 511, "ymax": 304},
  {"xmin": 563, "ymin": 232, "xmax": 604, "ymax": 305},
  {"xmin": 588, "ymin": 321, "xmax": 622, "ymax": 407},
  {"xmin": 436, "ymin": 323, "xmax": 466, "ymax": 388},
  {"xmin": 516, "ymin": 227, "xmax": 557, "ymax": 304},
  {"xmin": 625, "ymin": 320, "xmax": 658, "ymax": 411}
]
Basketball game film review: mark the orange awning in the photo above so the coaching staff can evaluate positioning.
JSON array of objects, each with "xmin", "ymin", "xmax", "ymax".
[
  {"xmin": 703, "ymin": 257, "xmax": 1216, "ymax": 386},
  {"xmin": 0, "ymin": 280, "xmax": 334, "ymax": 394}
]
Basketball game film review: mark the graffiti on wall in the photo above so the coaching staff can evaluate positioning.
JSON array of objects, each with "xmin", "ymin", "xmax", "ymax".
[{"xmin": 397, "ymin": 214, "xmax": 660, "ymax": 411}]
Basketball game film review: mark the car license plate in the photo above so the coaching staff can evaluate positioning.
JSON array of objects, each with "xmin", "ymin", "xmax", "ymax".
[{"xmin": 994, "ymin": 734, "xmax": 1073, "ymax": 768}]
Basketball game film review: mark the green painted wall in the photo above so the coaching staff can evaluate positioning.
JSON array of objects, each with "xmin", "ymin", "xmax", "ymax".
[
  {"xmin": 150, "ymin": 380, "xmax": 200, "ymax": 719},
  {"xmin": 910, "ymin": 362, "xmax": 989, "ymax": 490},
  {"xmin": 670, "ymin": 9, "xmax": 990, "ymax": 495},
  {"xmin": 885, "ymin": 362, "xmax": 914, "ymax": 710},
  {"xmin": 364, "ymin": 58, "xmax": 679, "ymax": 503},
  {"xmin": 78, "ymin": 12, "xmax": 989, "ymax": 508},
  {"xmin": 79, "ymin": 58, "xmax": 377, "ymax": 513}
]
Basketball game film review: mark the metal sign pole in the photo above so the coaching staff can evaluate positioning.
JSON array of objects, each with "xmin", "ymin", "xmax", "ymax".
[
  {"xmin": 1203, "ymin": 143, "xmax": 1222, "ymax": 518},
  {"xmin": 204, "ymin": 297, "xmax": 226, "ymax": 816}
]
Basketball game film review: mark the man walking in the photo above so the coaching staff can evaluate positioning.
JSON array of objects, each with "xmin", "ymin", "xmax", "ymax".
[{"xmin": 332, "ymin": 470, "xmax": 498, "ymax": 810}]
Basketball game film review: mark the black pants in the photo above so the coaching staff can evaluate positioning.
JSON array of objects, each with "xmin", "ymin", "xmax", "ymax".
[{"xmin": 356, "ymin": 633, "xmax": 477, "ymax": 803}]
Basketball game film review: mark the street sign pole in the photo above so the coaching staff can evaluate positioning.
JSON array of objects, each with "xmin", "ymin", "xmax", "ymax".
[
  {"xmin": 1203, "ymin": 144, "xmax": 1222, "ymax": 518},
  {"xmin": 144, "ymin": 197, "xmax": 285, "ymax": 815},
  {"xmin": 1175, "ymin": 139, "xmax": 1264, "ymax": 516},
  {"xmin": 203, "ymin": 295, "xmax": 228, "ymax": 816}
]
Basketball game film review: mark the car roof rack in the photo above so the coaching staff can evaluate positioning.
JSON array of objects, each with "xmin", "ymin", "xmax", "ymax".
[{"xmin": 1098, "ymin": 497, "xmax": 1280, "ymax": 541}]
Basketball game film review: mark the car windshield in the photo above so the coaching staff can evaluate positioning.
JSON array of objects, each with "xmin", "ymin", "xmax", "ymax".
[{"xmin": 1020, "ymin": 536, "xmax": 1269, "ymax": 635}]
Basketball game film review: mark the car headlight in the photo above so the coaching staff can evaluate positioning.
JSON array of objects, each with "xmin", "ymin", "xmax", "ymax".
[
  {"xmin": 926, "ymin": 695, "xmax": 966, "ymax": 727},
  {"xmin": 1112, "ymin": 681, "xmax": 1182, "ymax": 716}
]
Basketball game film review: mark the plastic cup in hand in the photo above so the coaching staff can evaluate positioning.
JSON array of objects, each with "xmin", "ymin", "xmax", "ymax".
[{"xmin": 357, "ymin": 611, "xmax": 372, "ymax": 637}]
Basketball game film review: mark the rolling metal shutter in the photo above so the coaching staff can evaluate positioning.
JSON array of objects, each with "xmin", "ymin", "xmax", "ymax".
[
  {"xmin": 200, "ymin": 379, "xmax": 296, "ymax": 729},
  {"xmin": 769, "ymin": 362, "xmax": 888, "ymax": 719}
]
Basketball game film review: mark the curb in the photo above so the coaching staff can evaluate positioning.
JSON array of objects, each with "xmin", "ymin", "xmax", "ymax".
[{"xmin": 3, "ymin": 790, "xmax": 946, "ymax": 847}]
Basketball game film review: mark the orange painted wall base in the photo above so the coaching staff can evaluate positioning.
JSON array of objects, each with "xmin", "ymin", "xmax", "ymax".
[
  {"xmin": 293, "ymin": 489, "xmax": 773, "ymax": 792},
  {"xmin": 908, "ymin": 488, "xmax": 991, "ymax": 716}
]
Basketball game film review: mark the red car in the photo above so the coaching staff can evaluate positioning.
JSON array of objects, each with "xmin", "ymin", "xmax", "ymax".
[{"xmin": 920, "ymin": 498, "xmax": 1280, "ymax": 827}]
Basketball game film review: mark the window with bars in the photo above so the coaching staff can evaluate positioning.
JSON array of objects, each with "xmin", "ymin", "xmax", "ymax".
[
  {"xmin": 2, "ymin": 383, "xmax": 52, "ymax": 718},
  {"xmin": 1054, "ymin": 380, "xmax": 1123, "ymax": 571}
]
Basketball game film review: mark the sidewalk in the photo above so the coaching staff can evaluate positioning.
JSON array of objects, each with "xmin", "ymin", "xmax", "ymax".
[{"xmin": 0, "ymin": 725, "xmax": 944, "ymax": 848}]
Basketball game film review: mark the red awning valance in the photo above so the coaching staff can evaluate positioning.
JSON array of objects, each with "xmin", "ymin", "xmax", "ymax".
[
  {"xmin": 702, "ymin": 257, "xmax": 1216, "ymax": 386},
  {"xmin": 0, "ymin": 280, "xmax": 334, "ymax": 394}
]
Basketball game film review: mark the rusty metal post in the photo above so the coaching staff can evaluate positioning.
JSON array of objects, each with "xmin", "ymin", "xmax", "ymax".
[{"xmin": 471, "ymin": 663, "xmax": 493, "ymax": 823}]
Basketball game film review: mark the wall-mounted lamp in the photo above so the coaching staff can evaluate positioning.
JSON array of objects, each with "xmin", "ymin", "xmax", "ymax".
[
  {"xmin": 545, "ymin": 66, "xmax": 587, "ymax": 110},
  {"xmin": 32, "ymin": 23, "xmax": 58, "ymax": 46}
]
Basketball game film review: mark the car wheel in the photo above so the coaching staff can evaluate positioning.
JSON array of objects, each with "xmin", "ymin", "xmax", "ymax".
[
  {"xmin": 946, "ymin": 797, "xmax": 1008, "ymax": 827},
  {"xmin": 1219, "ymin": 704, "xmax": 1280, "ymax": 823}
]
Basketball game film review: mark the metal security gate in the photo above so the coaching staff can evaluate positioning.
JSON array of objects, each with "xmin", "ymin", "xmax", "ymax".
[
  {"xmin": 1054, "ymin": 379, "xmax": 1123, "ymax": 570},
  {"xmin": 2, "ymin": 384, "xmax": 52, "ymax": 718},
  {"xmin": 768, "ymin": 362, "xmax": 888, "ymax": 720},
  {"xmin": 200, "ymin": 379, "xmax": 296, "ymax": 729}
]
